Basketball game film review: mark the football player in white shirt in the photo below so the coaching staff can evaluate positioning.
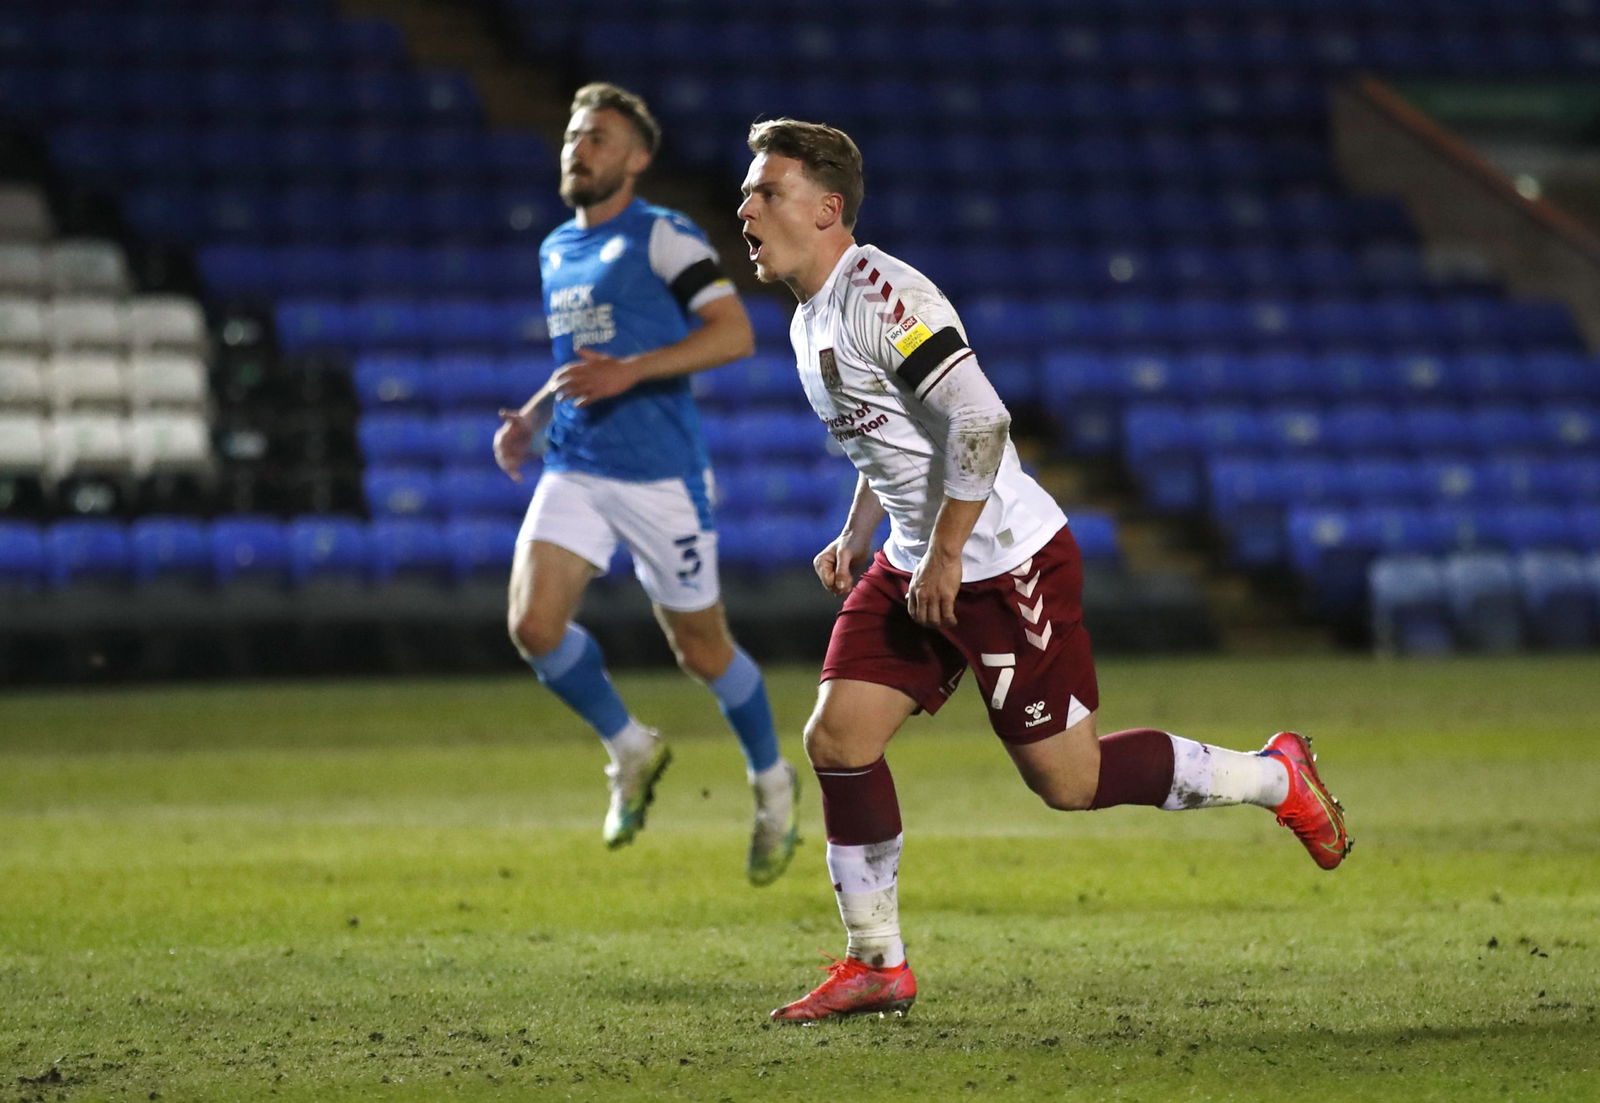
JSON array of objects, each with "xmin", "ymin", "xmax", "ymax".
[{"xmin": 737, "ymin": 118, "xmax": 1352, "ymax": 1022}]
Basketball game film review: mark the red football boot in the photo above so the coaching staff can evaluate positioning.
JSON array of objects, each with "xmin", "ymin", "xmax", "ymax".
[
  {"xmin": 770, "ymin": 955, "xmax": 917, "ymax": 1022},
  {"xmin": 1261, "ymin": 731, "xmax": 1351, "ymax": 870}
]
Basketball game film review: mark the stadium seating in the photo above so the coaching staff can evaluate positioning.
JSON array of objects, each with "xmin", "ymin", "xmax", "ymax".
[{"xmin": 6, "ymin": 0, "xmax": 1596, "ymax": 674}]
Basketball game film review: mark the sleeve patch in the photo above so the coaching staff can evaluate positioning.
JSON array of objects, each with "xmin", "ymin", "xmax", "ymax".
[
  {"xmin": 887, "ymin": 314, "xmax": 935, "ymax": 357},
  {"xmin": 894, "ymin": 326, "xmax": 969, "ymax": 390}
]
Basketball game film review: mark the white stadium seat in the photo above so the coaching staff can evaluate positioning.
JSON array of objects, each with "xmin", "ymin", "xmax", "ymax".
[
  {"xmin": 127, "ymin": 351, "xmax": 210, "ymax": 412},
  {"xmin": 47, "ymin": 412, "xmax": 132, "ymax": 478},
  {"xmin": 125, "ymin": 295, "xmax": 207, "ymax": 354},
  {"xmin": 129, "ymin": 412, "xmax": 215, "ymax": 477},
  {"xmin": 44, "ymin": 296, "xmax": 128, "ymax": 351},
  {"xmin": 0, "ymin": 353, "xmax": 48, "ymax": 412},
  {"xmin": 0, "ymin": 185, "xmax": 53, "ymax": 243},
  {"xmin": 0, "ymin": 296, "xmax": 47, "ymax": 350},
  {"xmin": 47, "ymin": 351, "xmax": 127, "ymax": 411},
  {"xmin": 0, "ymin": 412, "xmax": 49, "ymax": 474},
  {"xmin": 0, "ymin": 243, "xmax": 47, "ymax": 295},
  {"xmin": 46, "ymin": 239, "xmax": 131, "ymax": 296}
]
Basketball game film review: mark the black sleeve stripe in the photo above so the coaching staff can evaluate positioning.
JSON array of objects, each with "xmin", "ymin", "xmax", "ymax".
[
  {"xmin": 895, "ymin": 326, "xmax": 969, "ymax": 389},
  {"xmin": 669, "ymin": 257, "xmax": 727, "ymax": 312}
]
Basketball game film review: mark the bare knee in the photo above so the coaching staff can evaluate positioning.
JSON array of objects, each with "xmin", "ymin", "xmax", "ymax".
[
  {"xmin": 801, "ymin": 711, "xmax": 843, "ymax": 768},
  {"xmin": 509, "ymin": 608, "xmax": 565, "ymax": 659},
  {"xmin": 673, "ymin": 635, "xmax": 731, "ymax": 683}
]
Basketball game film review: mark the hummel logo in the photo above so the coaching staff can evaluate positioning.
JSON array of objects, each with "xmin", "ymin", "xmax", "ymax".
[{"xmin": 1023, "ymin": 700, "xmax": 1053, "ymax": 727}]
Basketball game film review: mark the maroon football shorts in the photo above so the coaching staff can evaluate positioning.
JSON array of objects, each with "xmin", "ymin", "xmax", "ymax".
[{"xmin": 820, "ymin": 524, "xmax": 1100, "ymax": 744}]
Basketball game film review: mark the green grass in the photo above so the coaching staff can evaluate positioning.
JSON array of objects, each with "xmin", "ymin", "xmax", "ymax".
[{"xmin": 2, "ymin": 655, "xmax": 1597, "ymax": 1101}]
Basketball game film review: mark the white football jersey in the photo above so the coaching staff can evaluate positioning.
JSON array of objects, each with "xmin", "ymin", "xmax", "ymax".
[{"xmin": 790, "ymin": 243, "xmax": 1066, "ymax": 581}]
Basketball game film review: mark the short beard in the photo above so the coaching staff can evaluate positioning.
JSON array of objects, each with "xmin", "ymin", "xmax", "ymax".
[{"xmin": 560, "ymin": 171, "xmax": 623, "ymax": 210}]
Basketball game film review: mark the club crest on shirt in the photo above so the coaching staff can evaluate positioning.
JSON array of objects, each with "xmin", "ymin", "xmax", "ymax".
[
  {"xmin": 819, "ymin": 347, "xmax": 840, "ymax": 390},
  {"xmin": 600, "ymin": 235, "xmax": 627, "ymax": 262}
]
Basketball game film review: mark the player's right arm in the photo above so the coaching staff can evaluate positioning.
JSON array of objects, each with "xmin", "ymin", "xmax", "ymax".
[
  {"xmin": 493, "ymin": 378, "xmax": 558, "ymax": 482},
  {"xmin": 815, "ymin": 474, "xmax": 887, "ymax": 596}
]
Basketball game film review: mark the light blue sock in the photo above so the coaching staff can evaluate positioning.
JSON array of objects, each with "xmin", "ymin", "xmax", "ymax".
[
  {"xmin": 527, "ymin": 624, "xmax": 630, "ymax": 741},
  {"xmin": 710, "ymin": 646, "xmax": 780, "ymax": 773}
]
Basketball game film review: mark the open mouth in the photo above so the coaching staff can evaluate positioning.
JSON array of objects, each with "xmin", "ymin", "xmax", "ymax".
[{"xmin": 743, "ymin": 230, "xmax": 763, "ymax": 261}]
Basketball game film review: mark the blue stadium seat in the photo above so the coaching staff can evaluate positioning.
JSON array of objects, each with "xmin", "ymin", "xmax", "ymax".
[
  {"xmin": 1325, "ymin": 404, "xmax": 1403, "ymax": 457},
  {"xmin": 287, "ymin": 515, "xmax": 371, "ymax": 585},
  {"xmin": 1067, "ymin": 509, "xmax": 1120, "ymax": 562},
  {"xmin": 1540, "ymin": 403, "xmax": 1599, "ymax": 452},
  {"xmin": 1515, "ymin": 549, "xmax": 1596, "ymax": 649},
  {"xmin": 1555, "ymin": 458, "xmax": 1600, "ymax": 505},
  {"xmin": 1500, "ymin": 504, "xmax": 1575, "ymax": 551},
  {"xmin": 444, "ymin": 517, "xmax": 519, "ymax": 582},
  {"xmin": 353, "ymin": 354, "xmax": 435, "ymax": 410},
  {"xmin": 130, "ymin": 517, "xmax": 211, "ymax": 585},
  {"xmin": 1418, "ymin": 458, "xmax": 1487, "ymax": 505},
  {"xmin": 0, "ymin": 522, "xmax": 46, "ymax": 592},
  {"xmin": 1467, "ymin": 404, "xmax": 1543, "ymax": 455},
  {"xmin": 364, "ymin": 466, "xmax": 443, "ymax": 519},
  {"xmin": 358, "ymin": 413, "xmax": 440, "ymax": 466},
  {"xmin": 434, "ymin": 412, "xmax": 499, "ymax": 466},
  {"xmin": 433, "ymin": 355, "xmax": 522, "ymax": 411},
  {"xmin": 1368, "ymin": 554, "xmax": 1453, "ymax": 655},
  {"xmin": 1399, "ymin": 405, "xmax": 1473, "ymax": 458},
  {"xmin": 211, "ymin": 517, "xmax": 290, "ymax": 586},
  {"xmin": 439, "ymin": 465, "xmax": 533, "ymax": 520},
  {"xmin": 1286, "ymin": 506, "xmax": 1377, "ymax": 615},
  {"xmin": 369, "ymin": 518, "xmax": 450, "ymax": 582},
  {"xmin": 1347, "ymin": 459, "xmax": 1427, "ymax": 505},
  {"xmin": 1123, "ymin": 403, "xmax": 1202, "ymax": 512},
  {"xmin": 1442, "ymin": 550, "xmax": 1523, "ymax": 653},
  {"xmin": 46, "ymin": 519, "xmax": 132, "ymax": 587}
]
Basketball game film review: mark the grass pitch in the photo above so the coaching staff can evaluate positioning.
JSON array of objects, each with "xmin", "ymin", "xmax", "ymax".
[{"xmin": 2, "ymin": 655, "xmax": 1597, "ymax": 1101}]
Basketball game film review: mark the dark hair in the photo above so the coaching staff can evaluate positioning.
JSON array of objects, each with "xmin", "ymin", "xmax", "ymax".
[
  {"xmin": 747, "ymin": 118, "xmax": 864, "ymax": 229},
  {"xmin": 570, "ymin": 82, "xmax": 661, "ymax": 155}
]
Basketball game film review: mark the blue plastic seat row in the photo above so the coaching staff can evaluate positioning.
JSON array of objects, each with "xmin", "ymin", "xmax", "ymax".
[
  {"xmin": 651, "ymin": 73, "xmax": 1332, "ymax": 130},
  {"xmin": 1371, "ymin": 549, "xmax": 1600, "ymax": 654},
  {"xmin": 0, "ymin": 12, "xmax": 405, "ymax": 64},
  {"xmin": 1286, "ymin": 503, "xmax": 1600, "ymax": 614},
  {"xmin": 963, "ymin": 296, "xmax": 1578, "ymax": 351},
  {"xmin": 578, "ymin": 18, "xmax": 1600, "ymax": 76},
  {"xmin": 866, "ymin": 193, "xmax": 1415, "ymax": 244},
  {"xmin": 0, "ymin": 515, "xmax": 490, "ymax": 588},
  {"xmin": 359, "ymin": 410, "xmax": 827, "ymax": 471},
  {"xmin": 201, "ymin": 244, "xmax": 547, "ymax": 300},
  {"xmin": 1211, "ymin": 456, "xmax": 1600, "ymax": 512},
  {"xmin": 277, "ymin": 299, "xmax": 549, "ymax": 353},
  {"xmin": 52, "ymin": 125, "xmax": 552, "ymax": 185},
  {"xmin": 128, "ymin": 186, "xmax": 565, "ymax": 247},
  {"xmin": 920, "ymin": 243, "xmax": 1474, "ymax": 300},
  {"xmin": 1040, "ymin": 349, "xmax": 1600, "ymax": 405},
  {"xmin": 5, "ymin": 68, "xmax": 482, "ymax": 126},
  {"xmin": 1123, "ymin": 401, "xmax": 1600, "ymax": 462}
]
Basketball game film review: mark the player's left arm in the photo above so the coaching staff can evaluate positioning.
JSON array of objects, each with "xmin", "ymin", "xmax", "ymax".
[
  {"xmin": 552, "ymin": 215, "xmax": 754, "ymax": 406},
  {"xmin": 905, "ymin": 356, "xmax": 1011, "ymax": 628}
]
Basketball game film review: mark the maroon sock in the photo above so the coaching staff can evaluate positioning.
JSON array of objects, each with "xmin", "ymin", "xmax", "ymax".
[
  {"xmin": 1089, "ymin": 728, "xmax": 1175, "ymax": 809},
  {"xmin": 814, "ymin": 756, "xmax": 902, "ymax": 845}
]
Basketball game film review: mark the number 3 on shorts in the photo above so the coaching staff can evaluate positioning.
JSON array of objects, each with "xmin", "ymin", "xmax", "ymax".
[
  {"xmin": 980, "ymin": 652, "xmax": 1016, "ymax": 710},
  {"xmin": 673, "ymin": 534, "xmax": 702, "ymax": 585}
]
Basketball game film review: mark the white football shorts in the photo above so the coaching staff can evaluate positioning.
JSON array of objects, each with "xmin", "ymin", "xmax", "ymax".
[{"xmin": 518, "ymin": 468, "xmax": 721, "ymax": 612}]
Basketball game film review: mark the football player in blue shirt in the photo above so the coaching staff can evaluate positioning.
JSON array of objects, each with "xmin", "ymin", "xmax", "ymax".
[{"xmin": 493, "ymin": 83, "xmax": 798, "ymax": 885}]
